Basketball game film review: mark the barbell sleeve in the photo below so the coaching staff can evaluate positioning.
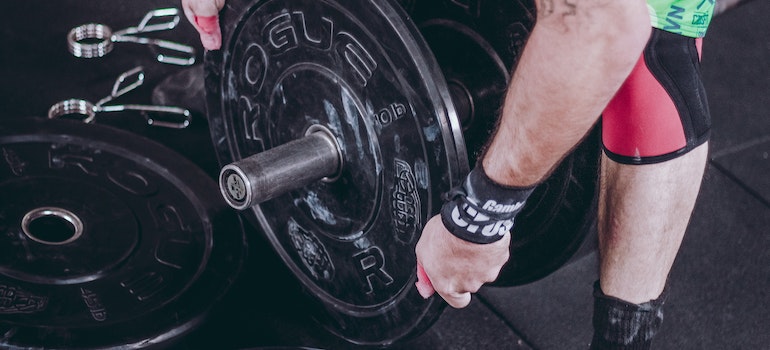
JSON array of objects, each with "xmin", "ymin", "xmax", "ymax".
[{"xmin": 219, "ymin": 128, "xmax": 342, "ymax": 210}]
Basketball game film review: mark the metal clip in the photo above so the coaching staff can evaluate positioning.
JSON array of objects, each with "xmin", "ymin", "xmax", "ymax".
[
  {"xmin": 67, "ymin": 8, "xmax": 196, "ymax": 66},
  {"xmin": 48, "ymin": 66, "xmax": 192, "ymax": 129}
]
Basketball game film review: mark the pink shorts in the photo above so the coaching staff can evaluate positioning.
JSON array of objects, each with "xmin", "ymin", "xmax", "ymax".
[{"xmin": 602, "ymin": 28, "xmax": 711, "ymax": 165}]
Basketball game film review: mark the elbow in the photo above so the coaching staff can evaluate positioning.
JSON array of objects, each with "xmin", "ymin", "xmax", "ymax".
[
  {"xmin": 537, "ymin": 0, "xmax": 652, "ymax": 72},
  {"xmin": 612, "ymin": 1, "xmax": 652, "ymax": 65},
  {"xmin": 596, "ymin": 1, "xmax": 652, "ymax": 72}
]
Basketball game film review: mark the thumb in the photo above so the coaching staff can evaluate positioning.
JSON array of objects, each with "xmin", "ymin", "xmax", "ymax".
[{"xmin": 415, "ymin": 263, "xmax": 435, "ymax": 299}]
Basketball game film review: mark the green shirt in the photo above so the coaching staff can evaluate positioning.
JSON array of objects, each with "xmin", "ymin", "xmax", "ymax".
[{"xmin": 647, "ymin": 0, "xmax": 715, "ymax": 37}]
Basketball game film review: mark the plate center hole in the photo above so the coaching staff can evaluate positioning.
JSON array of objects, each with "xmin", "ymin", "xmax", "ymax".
[{"xmin": 22, "ymin": 207, "xmax": 84, "ymax": 245}]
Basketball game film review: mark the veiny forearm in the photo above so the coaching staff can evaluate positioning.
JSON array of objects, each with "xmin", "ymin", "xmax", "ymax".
[{"xmin": 482, "ymin": 0, "xmax": 651, "ymax": 186}]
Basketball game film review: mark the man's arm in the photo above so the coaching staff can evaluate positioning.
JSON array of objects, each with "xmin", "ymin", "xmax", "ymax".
[{"xmin": 416, "ymin": 0, "xmax": 651, "ymax": 308}]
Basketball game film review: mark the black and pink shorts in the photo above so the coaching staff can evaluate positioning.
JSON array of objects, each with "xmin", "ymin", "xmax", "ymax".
[{"xmin": 602, "ymin": 28, "xmax": 711, "ymax": 165}]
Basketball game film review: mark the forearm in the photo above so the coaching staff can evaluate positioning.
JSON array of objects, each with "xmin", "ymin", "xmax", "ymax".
[{"xmin": 483, "ymin": 0, "xmax": 651, "ymax": 186}]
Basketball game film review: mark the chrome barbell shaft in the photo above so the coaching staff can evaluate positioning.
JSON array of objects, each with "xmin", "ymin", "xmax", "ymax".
[{"xmin": 219, "ymin": 128, "xmax": 342, "ymax": 210}]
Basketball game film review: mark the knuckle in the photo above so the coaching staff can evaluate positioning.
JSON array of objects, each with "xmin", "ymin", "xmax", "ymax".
[
  {"xmin": 433, "ymin": 283, "xmax": 453, "ymax": 297},
  {"xmin": 485, "ymin": 268, "xmax": 502, "ymax": 282},
  {"xmin": 445, "ymin": 292, "xmax": 471, "ymax": 308}
]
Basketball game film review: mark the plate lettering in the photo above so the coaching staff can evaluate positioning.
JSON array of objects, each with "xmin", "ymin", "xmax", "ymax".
[{"xmin": 353, "ymin": 246, "xmax": 394, "ymax": 295}]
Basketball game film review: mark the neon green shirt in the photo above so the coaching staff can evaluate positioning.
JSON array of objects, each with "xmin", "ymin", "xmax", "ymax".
[{"xmin": 647, "ymin": 0, "xmax": 715, "ymax": 37}]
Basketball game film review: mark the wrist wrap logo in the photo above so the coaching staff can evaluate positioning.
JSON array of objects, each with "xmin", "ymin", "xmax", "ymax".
[
  {"xmin": 439, "ymin": 167, "xmax": 535, "ymax": 244},
  {"xmin": 442, "ymin": 198, "xmax": 524, "ymax": 244}
]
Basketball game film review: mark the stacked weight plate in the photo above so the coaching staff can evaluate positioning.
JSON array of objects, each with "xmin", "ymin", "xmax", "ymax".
[{"xmin": 0, "ymin": 118, "xmax": 247, "ymax": 349}]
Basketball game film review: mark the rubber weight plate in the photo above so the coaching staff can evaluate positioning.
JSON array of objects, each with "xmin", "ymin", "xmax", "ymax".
[
  {"xmin": 205, "ymin": 0, "xmax": 464, "ymax": 346},
  {"xmin": 408, "ymin": 0, "xmax": 601, "ymax": 286},
  {"xmin": 0, "ymin": 118, "xmax": 246, "ymax": 349}
]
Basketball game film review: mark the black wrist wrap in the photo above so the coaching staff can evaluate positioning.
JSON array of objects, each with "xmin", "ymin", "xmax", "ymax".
[
  {"xmin": 440, "ymin": 165, "xmax": 535, "ymax": 244},
  {"xmin": 591, "ymin": 281, "xmax": 667, "ymax": 350}
]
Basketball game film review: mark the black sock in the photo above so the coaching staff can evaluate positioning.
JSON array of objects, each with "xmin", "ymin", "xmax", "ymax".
[{"xmin": 590, "ymin": 281, "xmax": 667, "ymax": 350}]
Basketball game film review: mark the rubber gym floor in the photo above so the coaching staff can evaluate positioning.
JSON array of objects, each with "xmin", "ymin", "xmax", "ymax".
[{"xmin": 1, "ymin": 1, "xmax": 768, "ymax": 349}]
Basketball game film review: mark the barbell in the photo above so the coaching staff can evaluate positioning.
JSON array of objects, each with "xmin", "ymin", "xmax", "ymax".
[{"xmin": 204, "ymin": 0, "xmax": 598, "ymax": 346}]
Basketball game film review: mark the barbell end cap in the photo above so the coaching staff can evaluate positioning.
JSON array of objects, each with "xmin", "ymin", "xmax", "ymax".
[{"xmin": 219, "ymin": 165, "xmax": 253, "ymax": 210}]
